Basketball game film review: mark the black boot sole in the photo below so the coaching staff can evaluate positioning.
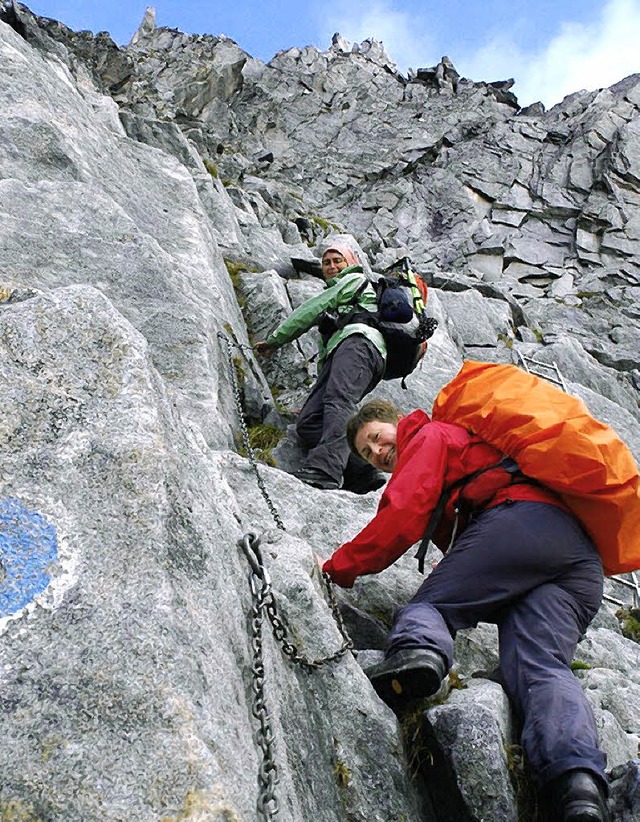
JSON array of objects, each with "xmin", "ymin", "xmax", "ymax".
[
  {"xmin": 562, "ymin": 801, "xmax": 608, "ymax": 822},
  {"xmin": 369, "ymin": 664, "xmax": 443, "ymax": 709}
]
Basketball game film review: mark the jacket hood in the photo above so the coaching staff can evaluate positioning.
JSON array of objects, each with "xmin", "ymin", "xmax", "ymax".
[
  {"xmin": 321, "ymin": 243, "xmax": 360, "ymax": 268},
  {"xmin": 397, "ymin": 409, "xmax": 431, "ymax": 453}
]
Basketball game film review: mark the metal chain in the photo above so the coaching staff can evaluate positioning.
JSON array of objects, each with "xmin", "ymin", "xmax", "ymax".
[
  {"xmin": 239, "ymin": 533, "xmax": 353, "ymax": 820},
  {"xmin": 218, "ymin": 331, "xmax": 285, "ymax": 531},
  {"xmin": 240, "ymin": 534, "xmax": 353, "ymax": 671},
  {"xmin": 219, "ymin": 336, "xmax": 352, "ymax": 659},
  {"xmin": 219, "ymin": 332, "xmax": 355, "ymax": 819},
  {"xmin": 264, "ymin": 573, "xmax": 354, "ymax": 671},
  {"xmin": 247, "ymin": 566, "xmax": 280, "ymax": 820}
]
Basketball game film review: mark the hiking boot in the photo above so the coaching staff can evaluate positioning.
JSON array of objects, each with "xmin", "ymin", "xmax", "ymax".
[
  {"xmin": 294, "ymin": 467, "xmax": 341, "ymax": 490},
  {"xmin": 365, "ymin": 648, "xmax": 447, "ymax": 709},
  {"xmin": 545, "ymin": 770, "xmax": 610, "ymax": 822},
  {"xmin": 342, "ymin": 469, "xmax": 387, "ymax": 494}
]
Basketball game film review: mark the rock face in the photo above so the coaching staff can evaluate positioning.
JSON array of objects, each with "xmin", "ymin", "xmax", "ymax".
[{"xmin": 0, "ymin": 2, "xmax": 639, "ymax": 820}]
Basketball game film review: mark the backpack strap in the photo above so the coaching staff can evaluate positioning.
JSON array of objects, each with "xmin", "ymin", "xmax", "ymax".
[
  {"xmin": 414, "ymin": 457, "xmax": 521, "ymax": 573},
  {"xmin": 316, "ymin": 278, "xmax": 371, "ymax": 341},
  {"xmin": 331, "ymin": 278, "xmax": 374, "ymax": 330},
  {"xmin": 345, "ymin": 278, "xmax": 370, "ymax": 312}
]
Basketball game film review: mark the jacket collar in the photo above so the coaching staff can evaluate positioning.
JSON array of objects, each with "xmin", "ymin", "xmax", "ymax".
[{"xmin": 325, "ymin": 264, "xmax": 363, "ymax": 287}]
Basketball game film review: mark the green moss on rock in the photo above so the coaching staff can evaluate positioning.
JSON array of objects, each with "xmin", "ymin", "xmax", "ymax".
[
  {"xmin": 236, "ymin": 424, "xmax": 285, "ymax": 467},
  {"xmin": 616, "ymin": 607, "xmax": 640, "ymax": 643}
]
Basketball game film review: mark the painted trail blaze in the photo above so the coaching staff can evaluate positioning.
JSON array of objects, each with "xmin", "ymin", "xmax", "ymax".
[{"xmin": 0, "ymin": 498, "xmax": 58, "ymax": 617}]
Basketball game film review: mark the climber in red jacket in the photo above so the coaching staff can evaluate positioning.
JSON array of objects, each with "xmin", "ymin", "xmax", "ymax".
[{"xmin": 323, "ymin": 399, "xmax": 610, "ymax": 822}]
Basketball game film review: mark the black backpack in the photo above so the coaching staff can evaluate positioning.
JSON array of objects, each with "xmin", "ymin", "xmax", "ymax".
[
  {"xmin": 318, "ymin": 259, "xmax": 438, "ymax": 384},
  {"xmin": 370, "ymin": 268, "xmax": 438, "ymax": 381}
]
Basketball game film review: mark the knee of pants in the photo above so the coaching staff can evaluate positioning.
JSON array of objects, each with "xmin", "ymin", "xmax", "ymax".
[
  {"xmin": 498, "ymin": 583, "xmax": 594, "ymax": 679},
  {"xmin": 391, "ymin": 600, "xmax": 447, "ymax": 640}
]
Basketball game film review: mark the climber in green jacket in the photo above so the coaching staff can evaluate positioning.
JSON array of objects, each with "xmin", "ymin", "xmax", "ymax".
[{"xmin": 255, "ymin": 243, "xmax": 387, "ymax": 493}]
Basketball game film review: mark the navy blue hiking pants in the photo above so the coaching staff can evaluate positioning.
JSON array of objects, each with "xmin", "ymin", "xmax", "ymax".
[
  {"xmin": 296, "ymin": 335, "xmax": 384, "ymax": 484},
  {"xmin": 387, "ymin": 501, "xmax": 606, "ymax": 788}
]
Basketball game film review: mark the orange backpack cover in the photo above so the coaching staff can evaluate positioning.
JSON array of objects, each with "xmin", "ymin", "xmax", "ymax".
[{"xmin": 432, "ymin": 360, "xmax": 640, "ymax": 576}]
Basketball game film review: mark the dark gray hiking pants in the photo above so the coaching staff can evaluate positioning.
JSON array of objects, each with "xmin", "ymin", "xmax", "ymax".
[
  {"xmin": 296, "ymin": 335, "xmax": 384, "ymax": 484},
  {"xmin": 387, "ymin": 501, "xmax": 606, "ymax": 788}
]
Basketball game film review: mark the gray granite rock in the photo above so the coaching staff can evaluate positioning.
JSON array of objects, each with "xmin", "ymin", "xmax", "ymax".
[
  {"xmin": 2, "ymin": 4, "xmax": 640, "ymax": 819},
  {"xmin": 0, "ymin": 285, "xmax": 422, "ymax": 821},
  {"xmin": 424, "ymin": 681, "xmax": 520, "ymax": 821},
  {"xmin": 608, "ymin": 759, "xmax": 640, "ymax": 822}
]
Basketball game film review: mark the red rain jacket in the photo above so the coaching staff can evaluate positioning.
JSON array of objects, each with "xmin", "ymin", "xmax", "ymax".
[{"xmin": 323, "ymin": 410, "xmax": 566, "ymax": 588}]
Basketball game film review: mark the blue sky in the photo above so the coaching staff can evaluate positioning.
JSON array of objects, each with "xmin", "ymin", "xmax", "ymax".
[{"xmin": 25, "ymin": 0, "xmax": 640, "ymax": 107}]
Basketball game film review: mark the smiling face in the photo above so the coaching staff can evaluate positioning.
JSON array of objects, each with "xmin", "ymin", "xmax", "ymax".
[
  {"xmin": 354, "ymin": 420, "xmax": 399, "ymax": 473},
  {"xmin": 321, "ymin": 250, "xmax": 349, "ymax": 280}
]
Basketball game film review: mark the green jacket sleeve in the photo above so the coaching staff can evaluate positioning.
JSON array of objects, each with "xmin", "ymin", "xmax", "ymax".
[{"xmin": 265, "ymin": 268, "xmax": 369, "ymax": 348}]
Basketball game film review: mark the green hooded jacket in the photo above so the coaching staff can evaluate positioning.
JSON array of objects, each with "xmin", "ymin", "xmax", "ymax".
[{"xmin": 265, "ymin": 265, "xmax": 386, "ymax": 369}]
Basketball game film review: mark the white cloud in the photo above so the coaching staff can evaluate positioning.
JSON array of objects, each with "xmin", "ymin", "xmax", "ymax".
[
  {"xmin": 463, "ymin": 0, "xmax": 640, "ymax": 107},
  {"xmin": 321, "ymin": 0, "xmax": 640, "ymax": 108}
]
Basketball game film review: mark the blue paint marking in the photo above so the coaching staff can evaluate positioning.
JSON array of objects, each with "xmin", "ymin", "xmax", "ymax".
[{"xmin": 0, "ymin": 498, "xmax": 58, "ymax": 617}]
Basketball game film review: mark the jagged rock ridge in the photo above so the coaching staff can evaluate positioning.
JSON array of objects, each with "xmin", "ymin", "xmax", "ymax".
[{"xmin": 0, "ymin": 3, "xmax": 639, "ymax": 820}]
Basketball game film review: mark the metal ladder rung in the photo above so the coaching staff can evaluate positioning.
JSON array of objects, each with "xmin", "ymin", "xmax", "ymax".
[
  {"xmin": 606, "ymin": 572, "xmax": 639, "ymax": 609},
  {"xmin": 515, "ymin": 352, "xmax": 568, "ymax": 391}
]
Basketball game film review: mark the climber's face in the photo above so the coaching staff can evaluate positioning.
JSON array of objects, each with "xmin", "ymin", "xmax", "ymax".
[
  {"xmin": 321, "ymin": 251, "xmax": 348, "ymax": 280},
  {"xmin": 354, "ymin": 420, "xmax": 399, "ymax": 473}
]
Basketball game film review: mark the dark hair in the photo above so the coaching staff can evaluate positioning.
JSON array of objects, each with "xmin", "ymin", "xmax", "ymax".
[{"xmin": 346, "ymin": 399, "xmax": 403, "ymax": 455}]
